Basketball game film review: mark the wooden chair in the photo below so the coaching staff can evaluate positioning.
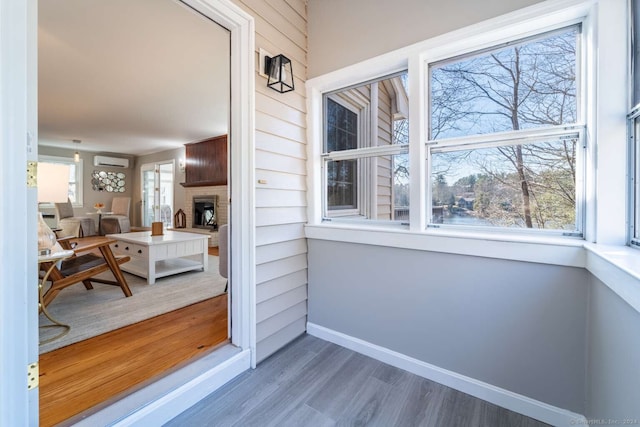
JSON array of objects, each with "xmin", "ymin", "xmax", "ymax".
[{"xmin": 39, "ymin": 237, "xmax": 133, "ymax": 307}]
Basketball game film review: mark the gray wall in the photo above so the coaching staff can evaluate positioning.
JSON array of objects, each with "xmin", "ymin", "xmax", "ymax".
[
  {"xmin": 307, "ymin": 239, "xmax": 588, "ymax": 413},
  {"xmin": 38, "ymin": 145, "xmax": 134, "ymax": 223},
  {"xmin": 587, "ymin": 275, "xmax": 640, "ymax": 420},
  {"xmin": 133, "ymin": 147, "xmax": 186, "ymax": 228},
  {"xmin": 307, "ymin": 0, "xmax": 544, "ymax": 77}
]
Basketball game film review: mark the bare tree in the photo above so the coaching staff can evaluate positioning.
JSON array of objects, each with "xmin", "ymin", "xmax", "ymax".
[{"xmin": 431, "ymin": 28, "xmax": 578, "ymax": 229}]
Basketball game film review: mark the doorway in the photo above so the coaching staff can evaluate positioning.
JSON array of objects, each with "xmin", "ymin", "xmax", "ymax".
[
  {"xmin": 141, "ymin": 161, "xmax": 175, "ymax": 228},
  {"xmin": 0, "ymin": 0, "xmax": 255, "ymax": 423},
  {"xmin": 34, "ymin": 0, "xmax": 246, "ymax": 424}
]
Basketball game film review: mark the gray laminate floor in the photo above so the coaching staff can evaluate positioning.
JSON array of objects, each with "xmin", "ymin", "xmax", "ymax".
[{"xmin": 164, "ymin": 334, "xmax": 550, "ymax": 427}]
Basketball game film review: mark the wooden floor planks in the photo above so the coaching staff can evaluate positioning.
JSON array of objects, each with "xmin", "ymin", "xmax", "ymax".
[
  {"xmin": 165, "ymin": 334, "xmax": 550, "ymax": 427},
  {"xmin": 39, "ymin": 294, "xmax": 228, "ymax": 427}
]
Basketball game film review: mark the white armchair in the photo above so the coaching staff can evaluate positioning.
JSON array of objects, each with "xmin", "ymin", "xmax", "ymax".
[
  {"xmin": 54, "ymin": 199, "xmax": 96, "ymax": 237},
  {"xmin": 101, "ymin": 197, "xmax": 131, "ymax": 234}
]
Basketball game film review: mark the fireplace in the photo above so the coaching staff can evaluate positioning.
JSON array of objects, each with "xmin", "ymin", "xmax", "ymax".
[{"xmin": 192, "ymin": 195, "xmax": 218, "ymax": 230}]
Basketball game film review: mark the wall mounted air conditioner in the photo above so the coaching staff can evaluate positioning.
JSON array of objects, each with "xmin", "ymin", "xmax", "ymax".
[{"xmin": 94, "ymin": 155, "xmax": 129, "ymax": 168}]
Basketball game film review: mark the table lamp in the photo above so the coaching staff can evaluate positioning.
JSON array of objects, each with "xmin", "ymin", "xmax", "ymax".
[{"xmin": 37, "ymin": 163, "xmax": 70, "ymax": 255}]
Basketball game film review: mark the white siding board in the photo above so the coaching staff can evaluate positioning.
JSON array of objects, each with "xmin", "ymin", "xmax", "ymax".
[
  {"xmin": 283, "ymin": 0, "xmax": 306, "ymax": 23},
  {"xmin": 255, "ymin": 223, "xmax": 306, "ymax": 246},
  {"xmin": 255, "ymin": 131, "xmax": 307, "ymax": 160},
  {"xmin": 256, "ymin": 150, "xmax": 306, "ymax": 175},
  {"xmin": 256, "ymin": 112, "xmax": 306, "ymax": 143},
  {"xmin": 256, "ymin": 253, "xmax": 308, "ymax": 283},
  {"xmin": 234, "ymin": 0, "xmax": 306, "ymax": 54},
  {"xmin": 241, "ymin": 0, "xmax": 306, "ymax": 50},
  {"xmin": 256, "ymin": 94, "xmax": 306, "ymax": 128},
  {"xmin": 256, "ymin": 300, "xmax": 307, "ymax": 342},
  {"xmin": 255, "ymin": 169, "xmax": 307, "ymax": 191},
  {"xmin": 255, "ymin": 317, "xmax": 306, "ymax": 363},
  {"xmin": 255, "ymin": 207, "xmax": 307, "ymax": 226},
  {"xmin": 266, "ymin": 0, "xmax": 307, "ymax": 33},
  {"xmin": 233, "ymin": 0, "xmax": 308, "ymax": 365},
  {"xmin": 256, "ymin": 269, "xmax": 308, "ymax": 304},
  {"xmin": 256, "ymin": 80, "xmax": 307, "ymax": 112},
  {"xmin": 256, "ymin": 239, "xmax": 308, "ymax": 265},
  {"xmin": 256, "ymin": 284, "xmax": 307, "ymax": 323},
  {"xmin": 256, "ymin": 189, "xmax": 307, "ymax": 208}
]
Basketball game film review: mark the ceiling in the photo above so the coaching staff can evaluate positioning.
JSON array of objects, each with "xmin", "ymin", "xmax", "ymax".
[{"xmin": 38, "ymin": 0, "xmax": 230, "ymax": 156}]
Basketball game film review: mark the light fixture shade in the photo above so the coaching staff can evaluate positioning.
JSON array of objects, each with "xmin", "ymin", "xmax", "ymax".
[
  {"xmin": 266, "ymin": 54, "xmax": 294, "ymax": 93},
  {"xmin": 37, "ymin": 163, "xmax": 70, "ymax": 203},
  {"xmin": 74, "ymin": 151, "xmax": 80, "ymax": 162}
]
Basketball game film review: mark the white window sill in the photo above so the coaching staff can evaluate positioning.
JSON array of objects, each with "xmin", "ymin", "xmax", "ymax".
[
  {"xmin": 305, "ymin": 224, "xmax": 640, "ymax": 314},
  {"xmin": 583, "ymin": 243, "xmax": 640, "ymax": 313}
]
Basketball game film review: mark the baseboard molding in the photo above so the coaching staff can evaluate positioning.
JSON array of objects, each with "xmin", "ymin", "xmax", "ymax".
[
  {"xmin": 72, "ymin": 346, "xmax": 250, "ymax": 427},
  {"xmin": 307, "ymin": 323, "xmax": 586, "ymax": 427}
]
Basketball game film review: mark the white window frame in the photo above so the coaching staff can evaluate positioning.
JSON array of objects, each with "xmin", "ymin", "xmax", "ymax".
[
  {"xmin": 424, "ymin": 24, "xmax": 586, "ymax": 238},
  {"xmin": 38, "ymin": 154, "xmax": 84, "ymax": 207},
  {"xmin": 629, "ymin": 0, "xmax": 640, "ymax": 247},
  {"xmin": 629, "ymin": 109, "xmax": 640, "ymax": 245},
  {"xmin": 307, "ymin": 0, "xmax": 610, "ymax": 251},
  {"xmin": 322, "ymin": 73, "xmax": 409, "ymax": 223},
  {"xmin": 324, "ymin": 95, "xmax": 364, "ymax": 217}
]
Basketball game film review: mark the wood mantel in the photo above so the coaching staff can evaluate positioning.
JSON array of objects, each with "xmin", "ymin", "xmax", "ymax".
[{"xmin": 180, "ymin": 135, "xmax": 227, "ymax": 187}]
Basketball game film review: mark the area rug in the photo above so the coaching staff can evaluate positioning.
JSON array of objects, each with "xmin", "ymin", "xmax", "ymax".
[{"xmin": 39, "ymin": 255, "xmax": 226, "ymax": 354}]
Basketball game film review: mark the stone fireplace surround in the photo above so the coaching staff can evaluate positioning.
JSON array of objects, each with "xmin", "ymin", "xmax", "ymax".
[{"xmin": 181, "ymin": 185, "xmax": 228, "ymax": 247}]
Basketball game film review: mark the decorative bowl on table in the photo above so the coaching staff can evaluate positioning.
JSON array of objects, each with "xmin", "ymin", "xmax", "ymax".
[{"xmin": 94, "ymin": 203, "xmax": 105, "ymax": 213}]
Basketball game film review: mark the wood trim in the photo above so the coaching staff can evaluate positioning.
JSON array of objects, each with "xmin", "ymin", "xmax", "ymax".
[{"xmin": 181, "ymin": 135, "xmax": 228, "ymax": 187}]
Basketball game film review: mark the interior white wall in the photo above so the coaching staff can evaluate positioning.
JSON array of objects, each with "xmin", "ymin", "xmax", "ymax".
[
  {"xmin": 587, "ymin": 275, "xmax": 640, "ymax": 421},
  {"xmin": 307, "ymin": 0, "xmax": 545, "ymax": 77},
  {"xmin": 307, "ymin": 239, "xmax": 589, "ymax": 414}
]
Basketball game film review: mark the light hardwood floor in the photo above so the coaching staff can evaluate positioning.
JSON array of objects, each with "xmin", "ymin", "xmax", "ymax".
[
  {"xmin": 39, "ymin": 294, "xmax": 228, "ymax": 427},
  {"xmin": 166, "ymin": 334, "xmax": 550, "ymax": 427}
]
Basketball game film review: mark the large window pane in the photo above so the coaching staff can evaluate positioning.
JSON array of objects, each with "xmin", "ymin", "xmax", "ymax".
[
  {"xmin": 430, "ymin": 26, "xmax": 579, "ymax": 139},
  {"xmin": 431, "ymin": 138, "xmax": 578, "ymax": 231}
]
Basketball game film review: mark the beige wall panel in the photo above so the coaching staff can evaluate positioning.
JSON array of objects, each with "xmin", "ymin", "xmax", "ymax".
[
  {"xmin": 256, "ymin": 189, "xmax": 307, "ymax": 208},
  {"xmin": 255, "ymin": 132, "xmax": 307, "ymax": 160},
  {"xmin": 256, "ymin": 150, "xmax": 306, "ymax": 175},
  {"xmin": 255, "ymin": 169, "xmax": 307, "ymax": 191},
  {"xmin": 257, "ymin": 269, "xmax": 308, "ymax": 304},
  {"xmin": 255, "ymin": 223, "xmax": 306, "ymax": 246},
  {"xmin": 232, "ymin": 0, "xmax": 308, "ymax": 363},
  {"xmin": 308, "ymin": 0, "xmax": 545, "ymax": 76},
  {"xmin": 255, "ymin": 317, "xmax": 307, "ymax": 362}
]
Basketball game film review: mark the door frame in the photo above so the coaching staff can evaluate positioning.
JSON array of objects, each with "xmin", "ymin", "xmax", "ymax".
[{"xmin": 0, "ymin": 0, "xmax": 256, "ymax": 424}]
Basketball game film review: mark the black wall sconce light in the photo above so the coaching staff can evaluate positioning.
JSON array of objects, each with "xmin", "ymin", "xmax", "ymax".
[{"xmin": 264, "ymin": 53, "xmax": 294, "ymax": 93}]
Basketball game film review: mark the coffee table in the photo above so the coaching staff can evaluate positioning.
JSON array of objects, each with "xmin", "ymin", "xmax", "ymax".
[{"xmin": 106, "ymin": 231, "xmax": 210, "ymax": 284}]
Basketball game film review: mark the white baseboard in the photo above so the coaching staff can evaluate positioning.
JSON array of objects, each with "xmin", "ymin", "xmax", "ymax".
[
  {"xmin": 307, "ymin": 323, "xmax": 586, "ymax": 427},
  {"xmin": 71, "ymin": 346, "xmax": 250, "ymax": 427}
]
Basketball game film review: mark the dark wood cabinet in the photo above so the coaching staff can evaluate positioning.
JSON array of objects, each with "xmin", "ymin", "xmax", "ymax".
[{"xmin": 181, "ymin": 135, "xmax": 227, "ymax": 187}]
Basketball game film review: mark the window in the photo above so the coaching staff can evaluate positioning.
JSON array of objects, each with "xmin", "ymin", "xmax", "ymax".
[
  {"xmin": 427, "ymin": 26, "xmax": 584, "ymax": 236},
  {"xmin": 326, "ymin": 98, "xmax": 359, "ymax": 211},
  {"xmin": 322, "ymin": 72, "xmax": 409, "ymax": 223},
  {"xmin": 630, "ymin": 0, "xmax": 640, "ymax": 246},
  {"xmin": 38, "ymin": 155, "xmax": 83, "ymax": 206}
]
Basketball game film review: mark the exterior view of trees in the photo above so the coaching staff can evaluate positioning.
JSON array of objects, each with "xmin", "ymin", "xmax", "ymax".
[{"xmin": 430, "ymin": 26, "xmax": 580, "ymax": 231}]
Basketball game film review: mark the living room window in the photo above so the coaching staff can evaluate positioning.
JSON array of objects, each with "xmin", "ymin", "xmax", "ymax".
[
  {"xmin": 38, "ymin": 155, "xmax": 83, "ymax": 206},
  {"xmin": 426, "ymin": 25, "xmax": 584, "ymax": 236},
  {"xmin": 322, "ymin": 72, "xmax": 409, "ymax": 223}
]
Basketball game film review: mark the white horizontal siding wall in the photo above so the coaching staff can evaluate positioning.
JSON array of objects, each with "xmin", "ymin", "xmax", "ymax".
[{"xmin": 232, "ymin": 0, "xmax": 308, "ymax": 363}]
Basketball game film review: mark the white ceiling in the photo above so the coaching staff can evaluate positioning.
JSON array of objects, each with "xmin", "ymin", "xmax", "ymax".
[{"xmin": 38, "ymin": 0, "xmax": 230, "ymax": 156}]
